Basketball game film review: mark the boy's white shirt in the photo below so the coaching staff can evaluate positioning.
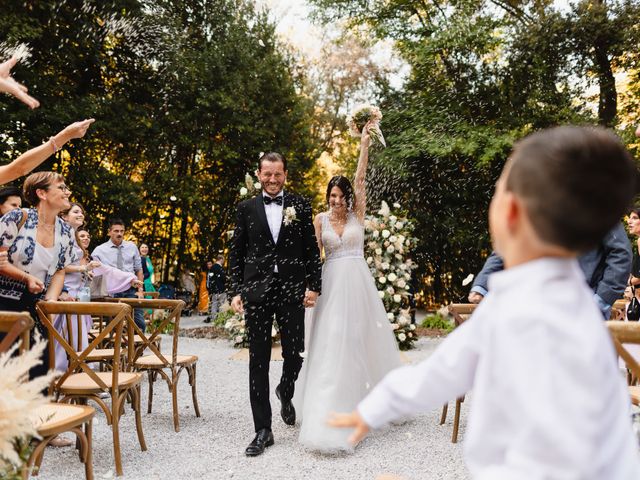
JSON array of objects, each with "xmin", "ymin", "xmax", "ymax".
[{"xmin": 359, "ymin": 257, "xmax": 640, "ymax": 479}]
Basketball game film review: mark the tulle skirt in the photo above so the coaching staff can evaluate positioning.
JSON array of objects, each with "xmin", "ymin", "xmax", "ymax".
[{"xmin": 293, "ymin": 256, "xmax": 402, "ymax": 453}]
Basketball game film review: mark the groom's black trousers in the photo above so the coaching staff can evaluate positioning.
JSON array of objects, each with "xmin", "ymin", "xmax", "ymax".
[{"xmin": 245, "ymin": 274, "xmax": 305, "ymax": 432}]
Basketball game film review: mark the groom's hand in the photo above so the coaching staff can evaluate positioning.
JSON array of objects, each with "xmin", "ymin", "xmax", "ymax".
[
  {"xmin": 303, "ymin": 290, "xmax": 318, "ymax": 308},
  {"xmin": 327, "ymin": 410, "xmax": 370, "ymax": 446},
  {"xmin": 231, "ymin": 295, "xmax": 244, "ymax": 313}
]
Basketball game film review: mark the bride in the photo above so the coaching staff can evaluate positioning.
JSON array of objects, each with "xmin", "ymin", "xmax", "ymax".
[{"xmin": 293, "ymin": 124, "xmax": 402, "ymax": 453}]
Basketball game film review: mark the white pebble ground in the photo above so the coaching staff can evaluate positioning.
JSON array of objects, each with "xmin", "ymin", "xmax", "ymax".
[{"xmin": 39, "ymin": 335, "xmax": 469, "ymax": 480}]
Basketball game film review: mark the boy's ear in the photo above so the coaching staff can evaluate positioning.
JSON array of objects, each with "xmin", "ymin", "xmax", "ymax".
[{"xmin": 505, "ymin": 192, "xmax": 522, "ymax": 231}]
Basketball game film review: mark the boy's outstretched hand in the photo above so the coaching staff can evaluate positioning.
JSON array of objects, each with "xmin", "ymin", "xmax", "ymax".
[{"xmin": 327, "ymin": 410, "xmax": 371, "ymax": 446}]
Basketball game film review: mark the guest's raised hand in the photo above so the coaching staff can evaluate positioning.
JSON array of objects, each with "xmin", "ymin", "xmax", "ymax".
[
  {"xmin": 327, "ymin": 410, "xmax": 370, "ymax": 446},
  {"xmin": 360, "ymin": 122, "xmax": 372, "ymax": 151},
  {"xmin": 62, "ymin": 119, "xmax": 95, "ymax": 140},
  {"xmin": 0, "ymin": 57, "xmax": 40, "ymax": 109}
]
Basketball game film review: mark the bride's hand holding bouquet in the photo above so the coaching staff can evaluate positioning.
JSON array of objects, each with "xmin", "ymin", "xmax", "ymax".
[{"xmin": 347, "ymin": 104, "xmax": 386, "ymax": 148}]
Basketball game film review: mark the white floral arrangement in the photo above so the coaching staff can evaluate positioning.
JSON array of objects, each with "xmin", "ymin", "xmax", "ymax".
[
  {"xmin": 365, "ymin": 201, "xmax": 418, "ymax": 350},
  {"xmin": 1, "ymin": 337, "xmax": 58, "ymax": 476},
  {"xmin": 239, "ymin": 172, "xmax": 261, "ymax": 198},
  {"xmin": 346, "ymin": 104, "xmax": 386, "ymax": 147},
  {"xmin": 216, "ymin": 302, "xmax": 280, "ymax": 348}
]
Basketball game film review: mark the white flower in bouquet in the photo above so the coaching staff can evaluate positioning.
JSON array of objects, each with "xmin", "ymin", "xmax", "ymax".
[
  {"xmin": 225, "ymin": 321, "xmax": 233, "ymax": 330},
  {"xmin": 399, "ymin": 263, "xmax": 407, "ymax": 271},
  {"xmin": 387, "ymin": 313, "xmax": 395, "ymax": 321},
  {"xmin": 389, "ymin": 215, "xmax": 397, "ymax": 223},
  {"xmin": 398, "ymin": 316, "xmax": 409, "ymax": 326},
  {"xmin": 408, "ymin": 332, "xmax": 413, "ymax": 338},
  {"xmin": 393, "ymin": 294, "xmax": 402, "ymax": 303},
  {"xmin": 398, "ymin": 333, "xmax": 406, "ymax": 342},
  {"xmin": 391, "ymin": 323, "xmax": 399, "ymax": 330},
  {"xmin": 395, "ymin": 222, "xmax": 404, "ymax": 230},
  {"xmin": 405, "ymin": 239, "xmax": 411, "ymax": 246},
  {"xmin": 346, "ymin": 104, "xmax": 386, "ymax": 147},
  {"xmin": 389, "ymin": 235, "xmax": 397, "ymax": 243},
  {"xmin": 244, "ymin": 173, "xmax": 254, "ymax": 190},
  {"xmin": 387, "ymin": 245, "xmax": 395, "ymax": 253},
  {"xmin": 388, "ymin": 272, "xmax": 397, "ymax": 282},
  {"xmin": 386, "ymin": 286, "xmax": 395, "ymax": 294},
  {"xmin": 372, "ymin": 230, "xmax": 380, "ymax": 238},
  {"xmin": 240, "ymin": 187, "xmax": 248, "ymax": 196},
  {"xmin": 378, "ymin": 276, "xmax": 387, "ymax": 284},
  {"xmin": 409, "ymin": 324, "xmax": 416, "ymax": 330},
  {"xmin": 235, "ymin": 335, "xmax": 244, "ymax": 344},
  {"xmin": 382, "ymin": 229, "xmax": 390, "ymax": 239},
  {"xmin": 366, "ymin": 256, "xmax": 373, "ymax": 265},
  {"xmin": 397, "ymin": 279, "xmax": 407, "ymax": 289},
  {"xmin": 378, "ymin": 290, "xmax": 385, "ymax": 299},
  {"xmin": 254, "ymin": 182, "xmax": 261, "ymax": 190},
  {"xmin": 375, "ymin": 248, "xmax": 382, "ymax": 255},
  {"xmin": 395, "ymin": 253, "xmax": 402, "ymax": 260},
  {"xmin": 378, "ymin": 201, "xmax": 390, "ymax": 217},
  {"xmin": 393, "ymin": 202, "xmax": 401, "ymax": 208},
  {"xmin": 239, "ymin": 328, "xmax": 245, "ymax": 334}
]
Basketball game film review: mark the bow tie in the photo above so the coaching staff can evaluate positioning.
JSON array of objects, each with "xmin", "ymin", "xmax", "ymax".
[{"xmin": 263, "ymin": 196, "xmax": 283, "ymax": 206}]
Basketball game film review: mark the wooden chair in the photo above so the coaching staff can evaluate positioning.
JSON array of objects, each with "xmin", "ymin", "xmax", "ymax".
[
  {"xmin": 0, "ymin": 311, "xmax": 95, "ymax": 480},
  {"xmin": 106, "ymin": 297, "xmax": 200, "ymax": 432},
  {"xmin": 36, "ymin": 302, "xmax": 146, "ymax": 477},
  {"xmin": 606, "ymin": 321, "xmax": 640, "ymax": 405},
  {"xmin": 439, "ymin": 303, "xmax": 477, "ymax": 443}
]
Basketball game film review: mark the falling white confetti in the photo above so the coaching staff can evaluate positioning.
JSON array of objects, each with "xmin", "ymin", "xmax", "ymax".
[{"xmin": 462, "ymin": 273, "xmax": 474, "ymax": 286}]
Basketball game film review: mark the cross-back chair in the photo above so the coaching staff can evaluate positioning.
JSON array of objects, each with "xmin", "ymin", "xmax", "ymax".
[
  {"xmin": 0, "ymin": 311, "xmax": 95, "ymax": 480},
  {"xmin": 36, "ymin": 301, "xmax": 146, "ymax": 477},
  {"xmin": 105, "ymin": 297, "xmax": 200, "ymax": 432},
  {"xmin": 606, "ymin": 321, "xmax": 640, "ymax": 405},
  {"xmin": 439, "ymin": 303, "xmax": 477, "ymax": 443}
]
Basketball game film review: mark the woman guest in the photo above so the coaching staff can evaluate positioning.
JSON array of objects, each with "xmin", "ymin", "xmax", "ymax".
[
  {"xmin": 139, "ymin": 243, "xmax": 156, "ymax": 296},
  {"xmin": 0, "ymin": 172, "xmax": 78, "ymax": 379},
  {"xmin": 54, "ymin": 203, "xmax": 101, "ymax": 370},
  {"xmin": 0, "ymin": 185, "xmax": 23, "ymax": 215}
]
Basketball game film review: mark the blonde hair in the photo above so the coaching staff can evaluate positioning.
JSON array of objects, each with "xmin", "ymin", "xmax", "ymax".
[{"xmin": 23, "ymin": 172, "xmax": 65, "ymax": 206}]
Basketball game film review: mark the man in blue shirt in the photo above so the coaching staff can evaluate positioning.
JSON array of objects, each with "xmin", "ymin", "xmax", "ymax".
[
  {"xmin": 92, "ymin": 218, "xmax": 146, "ymax": 331},
  {"xmin": 468, "ymin": 223, "xmax": 631, "ymax": 319}
]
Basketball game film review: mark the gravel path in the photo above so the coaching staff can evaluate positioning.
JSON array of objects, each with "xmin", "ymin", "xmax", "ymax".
[{"xmin": 40, "ymin": 336, "xmax": 470, "ymax": 480}]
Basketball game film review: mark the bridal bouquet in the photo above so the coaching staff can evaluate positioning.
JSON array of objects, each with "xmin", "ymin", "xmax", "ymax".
[
  {"xmin": 239, "ymin": 172, "xmax": 261, "ymax": 198},
  {"xmin": 346, "ymin": 104, "xmax": 386, "ymax": 147}
]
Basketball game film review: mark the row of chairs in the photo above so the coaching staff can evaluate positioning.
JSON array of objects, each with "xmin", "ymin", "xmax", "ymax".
[
  {"xmin": 442, "ymin": 303, "xmax": 640, "ymax": 444},
  {"xmin": 1, "ymin": 297, "xmax": 201, "ymax": 479}
]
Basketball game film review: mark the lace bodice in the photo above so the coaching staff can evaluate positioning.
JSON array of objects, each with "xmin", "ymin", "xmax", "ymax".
[{"xmin": 321, "ymin": 212, "xmax": 364, "ymax": 261}]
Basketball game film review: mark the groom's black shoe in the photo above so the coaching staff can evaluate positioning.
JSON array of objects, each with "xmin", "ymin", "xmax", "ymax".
[
  {"xmin": 245, "ymin": 429, "xmax": 274, "ymax": 457},
  {"xmin": 275, "ymin": 385, "xmax": 296, "ymax": 426}
]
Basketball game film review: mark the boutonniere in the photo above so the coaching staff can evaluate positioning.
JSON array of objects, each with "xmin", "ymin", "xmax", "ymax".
[{"xmin": 283, "ymin": 206, "xmax": 298, "ymax": 226}]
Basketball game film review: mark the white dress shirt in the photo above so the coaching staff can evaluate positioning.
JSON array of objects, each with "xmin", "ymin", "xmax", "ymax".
[
  {"xmin": 263, "ymin": 191, "xmax": 283, "ymax": 244},
  {"xmin": 359, "ymin": 257, "xmax": 640, "ymax": 479}
]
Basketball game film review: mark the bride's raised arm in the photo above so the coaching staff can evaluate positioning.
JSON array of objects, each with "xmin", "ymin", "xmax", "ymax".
[{"xmin": 353, "ymin": 125, "xmax": 371, "ymax": 222}]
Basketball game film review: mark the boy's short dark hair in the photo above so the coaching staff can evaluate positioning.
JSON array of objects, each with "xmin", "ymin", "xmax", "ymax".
[
  {"xmin": 108, "ymin": 218, "xmax": 126, "ymax": 229},
  {"xmin": 506, "ymin": 126, "xmax": 637, "ymax": 252},
  {"xmin": 258, "ymin": 152, "xmax": 287, "ymax": 171}
]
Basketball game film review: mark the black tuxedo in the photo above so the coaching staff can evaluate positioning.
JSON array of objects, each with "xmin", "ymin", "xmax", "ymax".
[{"xmin": 228, "ymin": 191, "xmax": 322, "ymax": 432}]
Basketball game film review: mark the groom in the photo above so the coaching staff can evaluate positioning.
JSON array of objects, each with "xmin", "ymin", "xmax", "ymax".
[{"xmin": 229, "ymin": 152, "xmax": 322, "ymax": 456}]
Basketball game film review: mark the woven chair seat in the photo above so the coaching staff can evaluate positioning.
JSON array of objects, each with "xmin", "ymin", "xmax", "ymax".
[
  {"xmin": 135, "ymin": 353, "xmax": 197, "ymax": 367},
  {"xmin": 32, "ymin": 403, "xmax": 94, "ymax": 437},
  {"xmin": 60, "ymin": 371, "xmax": 142, "ymax": 392}
]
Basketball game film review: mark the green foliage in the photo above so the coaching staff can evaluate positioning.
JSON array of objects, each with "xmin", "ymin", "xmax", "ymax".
[
  {"xmin": 213, "ymin": 308, "xmax": 235, "ymax": 328},
  {"xmin": 0, "ymin": 0, "xmax": 319, "ymax": 281},
  {"xmin": 420, "ymin": 313, "xmax": 454, "ymax": 333}
]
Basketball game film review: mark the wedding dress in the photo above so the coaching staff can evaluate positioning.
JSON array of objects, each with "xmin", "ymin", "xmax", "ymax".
[{"xmin": 293, "ymin": 211, "xmax": 402, "ymax": 452}]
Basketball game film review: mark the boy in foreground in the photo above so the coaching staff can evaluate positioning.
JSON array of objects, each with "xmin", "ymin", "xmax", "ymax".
[{"xmin": 330, "ymin": 126, "xmax": 640, "ymax": 478}]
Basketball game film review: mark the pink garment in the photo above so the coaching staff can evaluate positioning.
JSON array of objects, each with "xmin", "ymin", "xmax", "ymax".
[{"xmin": 93, "ymin": 264, "xmax": 137, "ymax": 294}]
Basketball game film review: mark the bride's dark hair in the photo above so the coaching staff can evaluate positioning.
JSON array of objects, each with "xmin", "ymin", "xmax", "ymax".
[{"xmin": 326, "ymin": 176, "xmax": 355, "ymax": 210}]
